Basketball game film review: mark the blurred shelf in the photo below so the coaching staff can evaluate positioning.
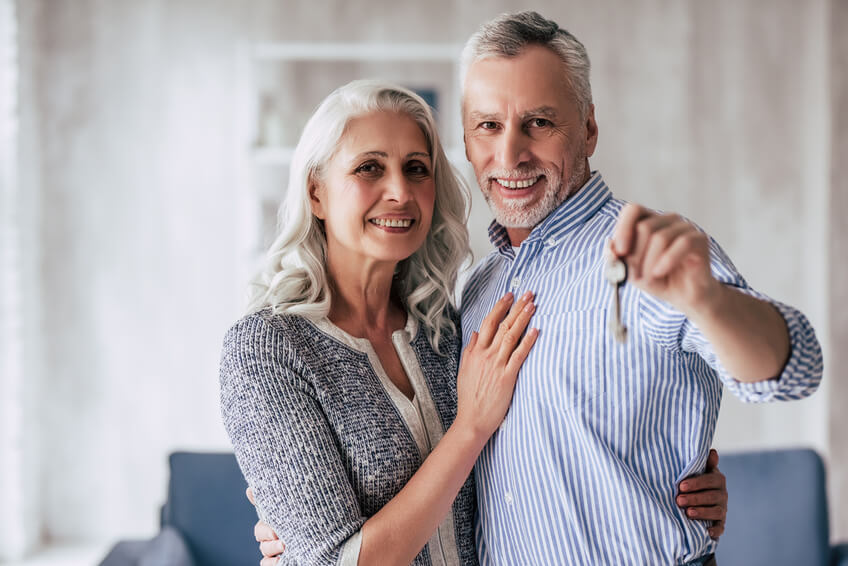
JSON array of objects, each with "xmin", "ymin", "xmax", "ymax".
[
  {"xmin": 250, "ymin": 42, "xmax": 462, "ymax": 62},
  {"xmin": 252, "ymin": 146, "xmax": 294, "ymax": 165}
]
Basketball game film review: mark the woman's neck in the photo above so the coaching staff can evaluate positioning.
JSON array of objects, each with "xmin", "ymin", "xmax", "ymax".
[{"xmin": 326, "ymin": 256, "xmax": 405, "ymax": 337}]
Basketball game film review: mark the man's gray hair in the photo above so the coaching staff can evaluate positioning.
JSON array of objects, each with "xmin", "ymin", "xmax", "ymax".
[{"xmin": 461, "ymin": 11, "xmax": 593, "ymax": 117}]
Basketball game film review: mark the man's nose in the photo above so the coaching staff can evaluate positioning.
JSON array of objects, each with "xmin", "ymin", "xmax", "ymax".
[{"xmin": 495, "ymin": 125, "xmax": 530, "ymax": 170}]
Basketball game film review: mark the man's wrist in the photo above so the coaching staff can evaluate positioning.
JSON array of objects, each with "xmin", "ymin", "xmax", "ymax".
[{"xmin": 683, "ymin": 279, "xmax": 730, "ymax": 327}]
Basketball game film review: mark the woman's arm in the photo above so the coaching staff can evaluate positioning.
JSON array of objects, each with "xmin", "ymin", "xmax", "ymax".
[{"xmin": 220, "ymin": 316, "xmax": 367, "ymax": 564}]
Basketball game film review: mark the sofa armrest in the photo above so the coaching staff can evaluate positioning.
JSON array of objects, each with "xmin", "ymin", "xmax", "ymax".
[
  {"xmin": 832, "ymin": 543, "xmax": 848, "ymax": 566},
  {"xmin": 99, "ymin": 540, "xmax": 150, "ymax": 566},
  {"xmin": 138, "ymin": 526, "xmax": 195, "ymax": 566},
  {"xmin": 99, "ymin": 526, "xmax": 195, "ymax": 566}
]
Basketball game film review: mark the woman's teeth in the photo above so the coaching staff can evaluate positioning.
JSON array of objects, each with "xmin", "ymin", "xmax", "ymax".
[
  {"xmin": 371, "ymin": 218, "xmax": 413, "ymax": 228},
  {"xmin": 496, "ymin": 177, "xmax": 540, "ymax": 189}
]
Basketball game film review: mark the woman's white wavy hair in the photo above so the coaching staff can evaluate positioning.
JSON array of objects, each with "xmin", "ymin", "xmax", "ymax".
[{"xmin": 249, "ymin": 79, "xmax": 471, "ymax": 354}]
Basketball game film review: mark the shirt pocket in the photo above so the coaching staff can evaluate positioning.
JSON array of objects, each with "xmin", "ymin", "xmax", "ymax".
[{"xmin": 524, "ymin": 308, "xmax": 608, "ymax": 411}]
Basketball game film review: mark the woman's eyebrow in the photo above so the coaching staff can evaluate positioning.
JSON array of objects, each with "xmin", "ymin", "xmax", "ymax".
[{"xmin": 355, "ymin": 151, "xmax": 388, "ymax": 159}]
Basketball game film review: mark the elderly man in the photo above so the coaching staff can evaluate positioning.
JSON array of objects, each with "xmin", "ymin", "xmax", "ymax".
[
  {"xmin": 254, "ymin": 11, "xmax": 822, "ymax": 566},
  {"xmin": 456, "ymin": 11, "xmax": 821, "ymax": 566}
]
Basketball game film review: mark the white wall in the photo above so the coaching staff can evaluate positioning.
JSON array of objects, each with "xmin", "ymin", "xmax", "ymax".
[
  {"xmin": 10, "ymin": 0, "xmax": 844, "ymax": 550},
  {"xmin": 829, "ymin": 0, "xmax": 848, "ymax": 541},
  {"xmin": 1, "ymin": 0, "xmax": 43, "ymax": 559},
  {"xmin": 19, "ymin": 0, "xmax": 250, "ymax": 542}
]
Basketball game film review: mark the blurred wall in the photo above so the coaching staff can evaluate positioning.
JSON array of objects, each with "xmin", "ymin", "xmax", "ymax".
[
  {"xmin": 829, "ymin": 0, "xmax": 848, "ymax": 541},
  {"xmin": 12, "ymin": 0, "xmax": 843, "ymax": 549},
  {"xmin": 1, "ymin": 0, "xmax": 43, "ymax": 558}
]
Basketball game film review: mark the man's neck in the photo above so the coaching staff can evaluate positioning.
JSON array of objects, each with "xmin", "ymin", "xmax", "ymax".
[{"xmin": 505, "ymin": 226, "xmax": 533, "ymax": 247}]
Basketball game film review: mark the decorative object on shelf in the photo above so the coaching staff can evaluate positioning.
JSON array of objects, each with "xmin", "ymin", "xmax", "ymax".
[
  {"xmin": 410, "ymin": 87, "xmax": 439, "ymax": 113},
  {"xmin": 255, "ymin": 93, "xmax": 284, "ymax": 148}
]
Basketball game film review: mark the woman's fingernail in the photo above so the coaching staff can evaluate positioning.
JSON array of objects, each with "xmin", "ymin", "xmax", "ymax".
[{"xmin": 524, "ymin": 302, "xmax": 535, "ymax": 312}]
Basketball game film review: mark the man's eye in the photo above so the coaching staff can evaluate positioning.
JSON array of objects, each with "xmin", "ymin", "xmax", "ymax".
[
  {"xmin": 480, "ymin": 121, "xmax": 498, "ymax": 130},
  {"xmin": 530, "ymin": 118, "xmax": 552, "ymax": 128}
]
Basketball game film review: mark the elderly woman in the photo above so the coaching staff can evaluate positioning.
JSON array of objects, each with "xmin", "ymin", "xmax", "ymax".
[
  {"xmin": 220, "ymin": 80, "xmax": 538, "ymax": 566},
  {"xmin": 221, "ymin": 80, "xmax": 727, "ymax": 566}
]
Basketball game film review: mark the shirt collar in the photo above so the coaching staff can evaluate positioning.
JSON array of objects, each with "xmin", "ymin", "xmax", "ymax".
[{"xmin": 487, "ymin": 171, "xmax": 611, "ymax": 254}]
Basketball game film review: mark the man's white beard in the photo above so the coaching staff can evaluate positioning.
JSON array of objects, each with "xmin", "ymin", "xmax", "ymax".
[{"xmin": 480, "ymin": 156, "xmax": 587, "ymax": 229}]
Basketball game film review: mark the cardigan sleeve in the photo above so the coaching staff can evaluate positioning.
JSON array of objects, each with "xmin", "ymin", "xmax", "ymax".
[
  {"xmin": 637, "ymin": 232, "xmax": 823, "ymax": 403},
  {"xmin": 219, "ymin": 313, "xmax": 365, "ymax": 565}
]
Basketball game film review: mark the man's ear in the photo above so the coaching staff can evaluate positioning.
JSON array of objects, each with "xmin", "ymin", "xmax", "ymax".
[
  {"xmin": 584, "ymin": 103, "xmax": 599, "ymax": 158},
  {"xmin": 308, "ymin": 177, "xmax": 326, "ymax": 220}
]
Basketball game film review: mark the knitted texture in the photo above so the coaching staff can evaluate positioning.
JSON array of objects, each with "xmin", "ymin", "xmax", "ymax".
[{"xmin": 220, "ymin": 309, "xmax": 478, "ymax": 565}]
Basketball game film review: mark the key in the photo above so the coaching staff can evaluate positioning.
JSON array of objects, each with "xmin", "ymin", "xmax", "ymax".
[{"xmin": 604, "ymin": 239, "xmax": 628, "ymax": 343}]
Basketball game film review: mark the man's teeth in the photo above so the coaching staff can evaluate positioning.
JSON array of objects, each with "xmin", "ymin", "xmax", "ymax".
[
  {"xmin": 496, "ymin": 177, "xmax": 540, "ymax": 189},
  {"xmin": 371, "ymin": 218, "xmax": 413, "ymax": 228}
]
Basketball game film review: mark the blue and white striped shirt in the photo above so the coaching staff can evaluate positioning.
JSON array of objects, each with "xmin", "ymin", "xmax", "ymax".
[{"xmin": 460, "ymin": 172, "xmax": 822, "ymax": 565}]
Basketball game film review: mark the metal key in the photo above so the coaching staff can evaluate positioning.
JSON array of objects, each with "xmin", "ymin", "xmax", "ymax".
[{"xmin": 604, "ymin": 239, "xmax": 628, "ymax": 343}]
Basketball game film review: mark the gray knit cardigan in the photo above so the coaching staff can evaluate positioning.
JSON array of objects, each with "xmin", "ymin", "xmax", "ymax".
[{"xmin": 219, "ymin": 308, "xmax": 478, "ymax": 565}]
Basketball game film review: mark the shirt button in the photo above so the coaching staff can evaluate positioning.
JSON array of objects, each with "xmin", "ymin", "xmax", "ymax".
[
  {"xmin": 546, "ymin": 237, "xmax": 557, "ymax": 246},
  {"xmin": 510, "ymin": 276, "xmax": 521, "ymax": 289},
  {"xmin": 504, "ymin": 492, "xmax": 514, "ymax": 505}
]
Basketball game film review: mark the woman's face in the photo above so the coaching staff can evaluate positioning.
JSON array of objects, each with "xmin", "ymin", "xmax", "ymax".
[{"xmin": 310, "ymin": 110, "xmax": 436, "ymax": 269}]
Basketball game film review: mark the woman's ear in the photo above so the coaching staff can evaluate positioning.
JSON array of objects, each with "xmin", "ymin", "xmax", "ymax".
[{"xmin": 308, "ymin": 177, "xmax": 326, "ymax": 220}]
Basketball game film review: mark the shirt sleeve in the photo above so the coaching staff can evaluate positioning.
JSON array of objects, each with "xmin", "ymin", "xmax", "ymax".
[
  {"xmin": 219, "ymin": 314, "xmax": 365, "ymax": 565},
  {"xmin": 637, "ymin": 233, "xmax": 823, "ymax": 403}
]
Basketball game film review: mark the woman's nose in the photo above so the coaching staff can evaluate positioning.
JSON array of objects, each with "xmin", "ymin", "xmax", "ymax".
[{"xmin": 382, "ymin": 171, "xmax": 413, "ymax": 203}]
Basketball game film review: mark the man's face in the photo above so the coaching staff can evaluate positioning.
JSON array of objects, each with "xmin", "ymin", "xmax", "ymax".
[{"xmin": 462, "ymin": 45, "xmax": 598, "ymax": 233}]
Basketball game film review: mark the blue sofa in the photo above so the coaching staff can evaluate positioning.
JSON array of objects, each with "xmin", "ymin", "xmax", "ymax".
[
  {"xmin": 100, "ymin": 448, "xmax": 848, "ymax": 565},
  {"xmin": 99, "ymin": 452, "xmax": 259, "ymax": 566},
  {"xmin": 716, "ymin": 448, "xmax": 848, "ymax": 566}
]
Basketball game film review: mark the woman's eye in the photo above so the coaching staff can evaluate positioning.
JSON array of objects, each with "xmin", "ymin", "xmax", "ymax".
[
  {"xmin": 355, "ymin": 162, "xmax": 381, "ymax": 175},
  {"xmin": 406, "ymin": 162, "xmax": 431, "ymax": 177}
]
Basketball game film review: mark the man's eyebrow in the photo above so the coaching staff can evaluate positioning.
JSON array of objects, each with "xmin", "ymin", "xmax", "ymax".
[
  {"xmin": 466, "ymin": 111, "xmax": 501, "ymax": 123},
  {"xmin": 466, "ymin": 107, "xmax": 560, "ymax": 123},
  {"xmin": 521, "ymin": 106, "xmax": 559, "ymax": 119}
]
